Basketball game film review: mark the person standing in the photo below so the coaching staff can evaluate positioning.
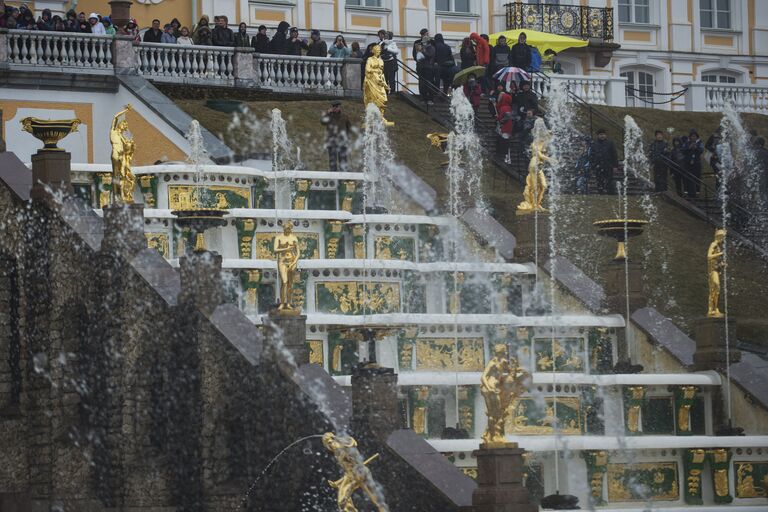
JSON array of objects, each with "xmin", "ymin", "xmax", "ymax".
[
  {"xmin": 380, "ymin": 30, "xmax": 398, "ymax": 93},
  {"xmin": 234, "ymin": 22, "xmax": 250, "ymax": 47},
  {"xmin": 321, "ymin": 101, "xmax": 351, "ymax": 172},
  {"xmin": 143, "ymin": 18, "xmax": 162, "ymax": 43},
  {"xmin": 177, "ymin": 26, "xmax": 194, "ymax": 45},
  {"xmin": 252, "ymin": 25, "xmax": 269, "ymax": 52},
  {"xmin": 459, "ymin": 37, "xmax": 476, "ymax": 69},
  {"xmin": 287, "ymin": 27, "xmax": 304, "ymax": 56},
  {"xmin": 510, "ymin": 32, "xmax": 532, "ymax": 70},
  {"xmin": 433, "ymin": 33, "xmax": 455, "ymax": 95},
  {"xmin": 306, "ymin": 29, "xmax": 327, "ymax": 57},
  {"xmin": 268, "ymin": 21, "xmax": 290, "ymax": 54},
  {"xmin": 648, "ymin": 130, "xmax": 670, "ymax": 192},
  {"xmin": 490, "ymin": 35, "xmax": 510, "ymax": 78},
  {"xmin": 685, "ymin": 130, "xmax": 704, "ymax": 198},
  {"xmin": 590, "ymin": 129, "xmax": 619, "ymax": 194},
  {"xmin": 328, "ymin": 35, "xmax": 351, "ymax": 58},
  {"xmin": 212, "ymin": 15, "xmax": 234, "ymax": 46},
  {"xmin": 160, "ymin": 23, "xmax": 176, "ymax": 44},
  {"xmin": 414, "ymin": 35, "xmax": 436, "ymax": 105},
  {"xmin": 88, "ymin": 13, "xmax": 105, "ymax": 35},
  {"xmin": 706, "ymin": 127, "xmax": 723, "ymax": 190},
  {"xmin": 670, "ymin": 136, "xmax": 687, "ymax": 196}
]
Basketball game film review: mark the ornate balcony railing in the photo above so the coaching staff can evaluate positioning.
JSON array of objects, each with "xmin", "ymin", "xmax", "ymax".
[
  {"xmin": 530, "ymin": 73, "xmax": 627, "ymax": 107},
  {"xmin": 7, "ymin": 29, "xmax": 113, "ymax": 70},
  {"xmin": 505, "ymin": 1, "xmax": 614, "ymax": 42},
  {"xmin": 135, "ymin": 43, "xmax": 235, "ymax": 83},
  {"xmin": 253, "ymin": 53, "xmax": 345, "ymax": 93},
  {"xmin": 686, "ymin": 81, "xmax": 768, "ymax": 114}
]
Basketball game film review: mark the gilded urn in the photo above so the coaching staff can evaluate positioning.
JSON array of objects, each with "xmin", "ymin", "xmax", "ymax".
[
  {"xmin": 21, "ymin": 117, "xmax": 81, "ymax": 151},
  {"xmin": 594, "ymin": 219, "xmax": 648, "ymax": 261}
]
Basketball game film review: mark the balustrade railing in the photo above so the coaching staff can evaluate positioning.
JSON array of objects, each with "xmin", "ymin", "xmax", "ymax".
[
  {"xmin": 685, "ymin": 81, "xmax": 768, "ymax": 114},
  {"xmin": 135, "ymin": 43, "xmax": 234, "ymax": 83},
  {"xmin": 530, "ymin": 73, "xmax": 627, "ymax": 107},
  {"xmin": 7, "ymin": 29, "xmax": 112, "ymax": 69},
  {"xmin": 505, "ymin": 1, "xmax": 614, "ymax": 42},
  {"xmin": 253, "ymin": 53, "xmax": 345, "ymax": 92}
]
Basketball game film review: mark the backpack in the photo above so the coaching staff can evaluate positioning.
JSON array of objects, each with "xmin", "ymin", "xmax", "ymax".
[{"xmin": 530, "ymin": 48, "xmax": 542, "ymax": 72}]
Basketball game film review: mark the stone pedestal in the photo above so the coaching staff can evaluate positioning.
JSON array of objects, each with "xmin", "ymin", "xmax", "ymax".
[
  {"xmin": 112, "ymin": 35, "xmax": 137, "ymax": 73},
  {"xmin": 108, "ymin": 0, "xmax": 132, "ymax": 30},
  {"xmin": 265, "ymin": 311, "xmax": 308, "ymax": 366},
  {"xmin": 512, "ymin": 212, "xmax": 550, "ymax": 264},
  {"xmin": 601, "ymin": 260, "xmax": 646, "ymax": 363},
  {"xmin": 342, "ymin": 58, "xmax": 362, "ymax": 93},
  {"xmin": 179, "ymin": 251, "xmax": 224, "ymax": 315},
  {"xmin": 30, "ymin": 150, "xmax": 72, "ymax": 201},
  {"xmin": 350, "ymin": 366, "xmax": 399, "ymax": 443},
  {"xmin": 472, "ymin": 445, "xmax": 537, "ymax": 512},
  {"xmin": 101, "ymin": 203, "xmax": 145, "ymax": 257},
  {"xmin": 233, "ymin": 47, "xmax": 256, "ymax": 83},
  {"xmin": 692, "ymin": 317, "xmax": 740, "ymax": 372}
]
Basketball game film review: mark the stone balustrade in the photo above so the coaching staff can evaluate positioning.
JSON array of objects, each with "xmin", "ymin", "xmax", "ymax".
[
  {"xmin": 0, "ymin": 29, "xmax": 362, "ymax": 96},
  {"xmin": 685, "ymin": 81, "xmax": 768, "ymax": 114},
  {"xmin": 531, "ymin": 73, "xmax": 628, "ymax": 107}
]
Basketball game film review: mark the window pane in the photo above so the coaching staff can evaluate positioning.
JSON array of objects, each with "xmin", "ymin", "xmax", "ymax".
[
  {"xmin": 701, "ymin": 10, "xmax": 713, "ymax": 28},
  {"xmin": 702, "ymin": 75, "xmax": 716, "ymax": 82},
  {"xmin": 454, "ymin": 0, "xmax": 470, "ymax": 12},
  {"xmin": 365, "ymin": 0, "xmax": 381, "ymax": 5},
  {"xmin": 347, "ymin": 0, "xmax": 361, "ymax": 5},
  {"xmin": 635, "ymin": 4, "xmax": 650, "ymax": 23},
  {"xmin": 717, "ymin": 0, "xmax": 730, "ymax": 11},
  {"xmin": 619, "ymin": 4, "xmax": 631, "ymax": 22},
  {"xmin": 436, "ymin": 0, "xmax": 450, "ymax": 11},
  {"xmin": 701, "ymin": 0, "xmax": 713, "ymax": 10},
  {"xmin": 717, "ymin": 11, "xmax": 730, "ymax": 28}
]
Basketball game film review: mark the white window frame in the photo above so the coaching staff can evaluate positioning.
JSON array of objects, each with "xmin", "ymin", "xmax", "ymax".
[
  {"xmin": 620, "ymin": 68, "xmax": 655, "ymax": 108},
  {"xmin": 618, "ymin": 0, "xmax": 652, "ymax": 25},
  {"xmin": 701, "ymin": 70, "xmax": 741, "ymax": 83},
  {"xmin": 346, "ymin": 0, "xmax": 382, "ymax": 7},
  {"xmin": 436, "ymin": 0, "xmax": 472, "ymax": 14},
  {"xmin": 700, "ymin": 0, "xmax": 731, "ymax": 30}
]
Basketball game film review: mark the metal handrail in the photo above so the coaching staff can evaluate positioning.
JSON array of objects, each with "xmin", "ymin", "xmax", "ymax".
[{"xmin": 394, "ymin": 57, "xmax": 451, "ymax": 102}]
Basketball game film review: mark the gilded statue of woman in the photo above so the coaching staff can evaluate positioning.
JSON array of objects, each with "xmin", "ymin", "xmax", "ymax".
[
  {"xmin": 707, "ymin": 229, "xmax": 726, "ymax": 318},
  {"xmin": 110, "ymin": 104, "xmax": 135, "ymax": 204},
  {"xmin": 517, "ymin": 118, "xmax": 551, "ymax": 214},
  {"xmin": 481, "ymin": 344, "xmax": 528, "ymax": 446},
  {"xmin": 363, "ymin": 45, "xmax": 393, "ymax": 126},
  {"xmin": 274, "ymin": 222, "xmax": 300, "ymax": 313}
]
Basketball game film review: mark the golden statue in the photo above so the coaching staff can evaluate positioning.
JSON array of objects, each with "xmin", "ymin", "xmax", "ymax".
[
  {"xmin": 707, "ymin": 229, "xmax": 726, "ymax": 318},
  {"xmin": 322, "ymin": 432, "xmax": 389, "ymax": 512},
  {"xmin": 363, "ymin": 45, "xmax": 393, "ymax": 127},
  {"xmin": 110, "ymin": 104, "xmax": 136, "ymax": 204},
  {"xmin": 517, "ymin": 118, "xmax": 551, "ymax": 214},
  {"xmin": 274, "ymin": 222, "xmax": 300, "ymax": 314},
  {"xmin": 480, "ymin": 344, "xmax": 529, "ymax": 446}
]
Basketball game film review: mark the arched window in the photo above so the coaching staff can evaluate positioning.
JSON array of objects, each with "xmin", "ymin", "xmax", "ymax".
[{"xmin": 620, "ymin": 68, "xmax": 655, "ymax": 107}]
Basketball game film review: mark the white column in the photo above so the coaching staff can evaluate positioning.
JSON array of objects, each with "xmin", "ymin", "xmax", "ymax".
[{"xmin": 684, "ymin": 81, "xmax": 708, "ymax": 112}]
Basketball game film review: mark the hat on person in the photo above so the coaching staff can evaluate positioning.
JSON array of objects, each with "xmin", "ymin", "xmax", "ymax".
[
  {"xmin": 419, "ymin": 28, "xmax": 429, "ymax": 35},
  {"xmin": 311, "ymin": 29, "xmax": 320, "ymax": 36},
  {"xmin": 102, "ymin": 16, "xmax": 111, "ymax": 24},
  {"xmin": 164, "ymin": 23, "xmax": 172, "ymax": 29},
  {"xmin": 290, "ymin": 26, "xmax": 299, "ymax": 33},
  {"xmin": 88, "ymin": 12, "xmax": 99, "ymax": 20},
  {"xmin": 331, "ymin": 100, "xmax": 341, "ymax": 107},
  {"xmin": 689, "ymin": 128, "xmax": 698, "ymax": 134},
  {"xmin": 258, "ymin": 24, "xmax": 266, "ymax": 30},
  {"xmin": 127, "ymin": 18, "xmax": 137, "ymax": 26}
]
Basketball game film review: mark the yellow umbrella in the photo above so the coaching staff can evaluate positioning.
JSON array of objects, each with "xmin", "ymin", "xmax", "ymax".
[{"xmin": 488, "ymin": 29, "xmax": 588, "ymax": 55}]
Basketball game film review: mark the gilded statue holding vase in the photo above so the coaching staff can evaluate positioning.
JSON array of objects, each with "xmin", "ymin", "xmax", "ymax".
[{"xmin": 109, "ymin": 104, "xmax": 136, "ymax": 204}]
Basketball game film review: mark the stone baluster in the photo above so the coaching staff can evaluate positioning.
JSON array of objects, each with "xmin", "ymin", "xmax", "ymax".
[{"xmin": 104, "ymin": 39, "xmax": 112, "ymax": 68}]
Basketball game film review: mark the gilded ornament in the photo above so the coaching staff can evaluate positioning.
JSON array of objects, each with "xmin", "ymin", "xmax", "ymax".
[
  {"xmin": 412, "ymin": 406, "xmax": 427, "ymax": 434},
  {"xmin": 607, "ymin": 462, "xmax": 679, "ymax": 502},
  {"xmin": 168, "ymin": 184, "xmax": 250, "ymax": 210},
  {"xmin": 714, "ymin": 469, "xmax": 729, "ymax": 497},
  {"xmin": 363, "ymin": 45, "xmax": 393, "ymax": 126},
  {"xmin": 481, "ymin": 344, "xmax": 529, "ymax": 447},
  {"xmin": 109, "ymin": 105, "xmax": 136, "ymax": 204},
  {"xmin": 707, "ymin": 229, "xmax": 726, "ymax": 318},
  {"xmin": 145, "ymin": 233, "xmax": 169, "ymax": 258},
  {"xmin": 308, "ymin": 340, "xmax": 324, "ymax": 366},
  {"xmin": 322, "ymin": 433, "xmax": 388, "ymax": 512},
  {"xmin": 20, "ymin": 116, "xmax": 80, "ymax": 151},
  {"xmin": 517, "ymin": 119, "xmax": 551, "ymax": 214},
  {"xmin": 274, "ymin": 222, "xmax": 301, "ymax": 314},
  {"xmin": 735, "ymin": 462, "xmax": 765, "ymax": 498}
]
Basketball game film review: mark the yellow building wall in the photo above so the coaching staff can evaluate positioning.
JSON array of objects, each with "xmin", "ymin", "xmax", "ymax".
[{"xmin": 74, "ymin": 0, "xmax": 194, "ymax": 30}]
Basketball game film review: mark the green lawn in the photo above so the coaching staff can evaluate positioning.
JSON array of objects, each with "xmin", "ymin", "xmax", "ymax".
[{"xmin": 171, "ymin": 91, "xmax": 768, "ymax": 345}]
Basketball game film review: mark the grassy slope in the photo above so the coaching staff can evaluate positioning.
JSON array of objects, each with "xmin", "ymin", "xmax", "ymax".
[{"xmin": 173, "ymin": 95, "xmax": 768, "ymax": 344}]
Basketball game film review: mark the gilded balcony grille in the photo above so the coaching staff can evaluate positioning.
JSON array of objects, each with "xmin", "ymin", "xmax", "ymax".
[{"xmin": 505, "ymin": 2, "xmax": 614, "ymax": 42}]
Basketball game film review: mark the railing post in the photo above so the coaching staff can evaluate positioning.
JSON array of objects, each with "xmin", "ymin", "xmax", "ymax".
[
  {"xmin": 685, "ymin": 81, "xmax": 707, "ymax": 112},
  {"xmin": 605, "ymin": 76, "xmax": 627, "ymax": 107},
  {"xmin": 0, "ymin": 29, "xmax": 8, "ymax": 70},
  {"xmin": 233, "ymin": 46, "xmax": 255, "ymax": 85},
  {"xmin": 342, "ymin": 58, "xmax": 362, "ymax": 96},
  {"xmin": 112, "ymin": 35, "xmax": 136, "ymax": 74}
]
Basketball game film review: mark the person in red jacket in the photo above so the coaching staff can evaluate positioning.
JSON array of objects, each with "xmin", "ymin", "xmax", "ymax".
[
  {"xmin": 496, "ymin": 92, "xmax": 515, "ymax": 162},
  {"xmin": 463, "ymin": 74, "xmax": 483, "ymax": 110},
  {"xmin": 470, "ymin": 32, "xmax": 490, "ymax": 66}
]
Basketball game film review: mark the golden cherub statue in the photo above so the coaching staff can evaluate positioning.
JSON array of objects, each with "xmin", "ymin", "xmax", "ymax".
[
  {"xmin": 274, "ymin": 222, "xmax": 300, "ymax": 314},
  {"xmin": 363, "ymin": 45, "xmax": 393, "ymax": 127},
  {"xmin": 110, "ymin": 104, "xmax": 136, "ymax": 204},
  {"xmin": 481, "ymin": 344, "xmax": 529, "ymax": 446},
  {"xmin": 517, "ymin": 118, "xmax": 551, "ymax": 214},
  {"xmin": 322, "ymin": 432, "xmax": 389, "ymax": 512},
  {"xmin": 707, "ymin": 229, "xmax": 726, "ymax": 318}
]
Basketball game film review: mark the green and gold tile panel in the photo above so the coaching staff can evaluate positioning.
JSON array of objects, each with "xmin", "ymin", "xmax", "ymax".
[{"xmin": 607, "ymin": 462, "xmax": 680, "ymax": 502}]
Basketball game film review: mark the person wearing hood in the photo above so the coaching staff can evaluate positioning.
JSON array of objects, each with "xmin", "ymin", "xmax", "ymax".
[
  {"xmin": 234, "ymin": 22, "xmax": 250, "ymax": 47},
  {"xmin": 433, "ymin": 33, "xmax": 455, "ymax": 95},
  {"xmin": 119, "ymin": 18, "xmax": 140, "ymax": 42},
  {"xmin": 306, "ymin": 29, "xmax": 327, "ymax": 57},
  {"xmin": 102, "ymin": 16, "xmax": 116, "ymax": 35},
  {"xmin": 88, "ymin": 13, "xmax": 105, "ymax": 35},
  {"xmin": 64, "ymin": 9, "xmax": 77, "ymax": 31},
  {"xmin": 37, "ymin": 8, "xmax": 53, "ymax": 31},
  {"xmin": 269, "ymin": 21, "xmax": 290, "ymax": 54},
  {"xmin": 496, "ymin": 92, "xmax": 515, "ymax": 161},
  {"xmin": 252, "ymin": 24, "xmax": 269, "ymax": 53},
  {"xmin": 192, "ymin": 15, "xmax": 209, "ymax": 42},
  {"xmin": 463, "ymin": 73, "xmax": 482, "ymax": 109},
  {"xmin": 470, "ymin": 32, "xmax": 489, "ymax": 66},
  {"xmin": 195, "ymin": 25, "xmax": 212, "ymax": 46},
  {"xmin": 212, "ymin": 15, "xmax": 234, "ymax": 46},
  {"xmin": 170, "ymin": 17, "xmax": 181, "ymax": 38},
  {"xmin": 459, "ymin": 37, "xmax": 475, "ymax": 69},
  {"xmin": 510, "ymin": 32, "xmax": 532, "ymax": 70},
  {"xmin": 142, "ymin": 18, "xmax": 162, "ymax": 42}
]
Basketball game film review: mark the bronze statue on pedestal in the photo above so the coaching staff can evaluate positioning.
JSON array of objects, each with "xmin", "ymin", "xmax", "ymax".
[
  {"xmin": 274, "ymin": 222, "xmax": 300, "ymax": 314},
  {"xmin": 517, "ymin": 119, "xmax": 551, "ymax": 214},
  {"xmin": 707, "ymin": 229, "xmax": 726, "ymax": 318},
  {"xmin": 480, "ymin": 344, "xmax": 529, "ymax": 446}
]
